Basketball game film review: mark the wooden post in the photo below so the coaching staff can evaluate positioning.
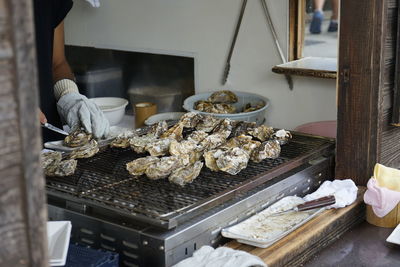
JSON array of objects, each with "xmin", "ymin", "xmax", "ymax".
[
  {"xmin": 336, "ymin": 0, "xmax": 400, "ymax": 184},
  {"xmin": 0, "ymin": 0, "xmax": 48, "ymax": 266}
]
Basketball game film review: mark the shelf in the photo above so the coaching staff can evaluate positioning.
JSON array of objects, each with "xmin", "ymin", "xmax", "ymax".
[{"xmin": 272, "ymin": 57, "xmax": 337, "ymax": 79}]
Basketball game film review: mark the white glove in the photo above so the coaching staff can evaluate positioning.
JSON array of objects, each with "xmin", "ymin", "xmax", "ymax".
[
  {"xmin": 55, "ymin": 79, "xmax": 109, "ymax": 138},
  {"xmin": 85, "ymin": 0, "xmax": 100, "ymax": 7}
]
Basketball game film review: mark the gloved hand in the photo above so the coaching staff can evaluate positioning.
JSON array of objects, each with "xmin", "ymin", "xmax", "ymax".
[{"xmin": 57, "ymin": 92, "xmax": 110, "ymax": 138}]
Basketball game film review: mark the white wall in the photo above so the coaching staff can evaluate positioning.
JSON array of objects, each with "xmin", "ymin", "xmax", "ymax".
[{"xmin": 65, "ymin": 0, "xmax": 337, "ymax": 129}]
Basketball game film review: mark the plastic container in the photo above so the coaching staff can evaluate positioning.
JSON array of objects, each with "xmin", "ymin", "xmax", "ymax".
[
  {"xmin": 91, "ymin": 97, "xmax": 129, "ymax": 125},
  {"xmin": 65, "ymin": 244, "xmax": 119, "ymax": 267},
  {"xmin": 76, "ymin": 67, "xmax": 123, "ymax": 98},
  {"xmin": 294, "ymin": 121, "xmax": 337, "ymax": 138},
  {"xmin": 128, "ymin": 86, "xmax": 183, "ymax": 113},
  {"xmin": 183, "ymin": 91, "xmax": 269, "ymax": 124}
]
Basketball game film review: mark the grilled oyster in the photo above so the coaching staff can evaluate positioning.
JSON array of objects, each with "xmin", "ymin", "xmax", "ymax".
[
  {"xmin": 196, "ymin": 115, "xmax": 221, "ymax": 132},
  {"xmin": 126, "ymin": 156, "xmax": 160, "ymax": 176},
  {"xmin": 41, "ymin": 151, "xmax": 62, "ymax": 175},
  {"xmin": 178, "ymin": 112, "xmax": 202, "ymax": 128},
  {"xmin": 64, "ymin": 129, "xmax": 92, "ymax": 147},
  {"xmin": 70, "ymin": 139, "xmax": 99, "ymax": 159},
  {"xmin": 160, "ymin": 123, "xmax": 184, "ymax": 141},
  {"xmin": 207, "ymin": 90, "xmax": 238, "ymax": 103},
  {"xmin": 199, "ymin": 133, "xmax": 227, "ymax": 151},
  {"xmin": 52, "ymin": 159, "xmax": 77, "ymax": 177},
  {"xmin": 110, "ymin": 131, "xmax": 137, "ymax": 148},
  {"xmin": 169, "ymin": 139, "xmax": 198, "ymax": 157},
  {"xmin": 145, "ymin": 156, "xmax": 181, "ymax": 180},
  {"xmin": 216, "ymin": 147, "xmax": 250, "ymax": 175},
  {"xmin": 212, "ymin": 118, "xmax": 234, "ymax": 138},
  {"xmin": 169, "ymin": 161, "xmax": 204, "ymax": 186},
  {"xmin": 130, "ymin": 135, "xmax": 158, "ymax": 153},
  {"xmin": 273, "ymin": 129, "xmax": 292, "ymax": 145},
  {"xmin": 248, "ymin": 125, "xmax": 274, "ymax": 142},
  {"xmin": 251, "ymin": 140, "xmax": 281, "ymax": 163},
  {"xmin": 187, "ymin": 130, "xmax": 208, "ymax": 143},
  {"xmin": 230, "ymin": 121, "xmax": 257, "ymax": 137},
  {"xmin": 222, "ymin": 135, "xmax": 261, "ymax": 155},
  {"xmin": 204, "ymin": 149, "xmax": 226, "ymax": 172},
  {"xmin": 145, "ymin": 138, "xmax": 172, "ymax": 157},
  {"xmin": 147, "ymin": 121, "xmax": 169, "ymax": 138}
]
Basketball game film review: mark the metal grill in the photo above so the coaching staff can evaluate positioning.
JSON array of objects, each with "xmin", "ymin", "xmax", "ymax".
[{"xmin": 46, "ymin": 133, "xmax": 334, "ymax": 229}]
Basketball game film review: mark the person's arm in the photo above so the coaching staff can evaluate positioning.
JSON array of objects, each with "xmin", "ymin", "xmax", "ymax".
[{"xmin": 52, "ymin": 22, "xmax": 75, "ymax": 83}]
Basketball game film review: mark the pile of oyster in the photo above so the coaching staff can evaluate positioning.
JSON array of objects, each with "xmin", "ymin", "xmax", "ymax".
[
  {"xmin": 41, "ymin": 128, "xmax": 101, "ymax": 177},
  {"xmin": 194, "ymin": 90, "xmax": 265, "ymax": 114},
  {"xmin": 121, "ymin": 112, "xmax": 291, "ymax": 186}
]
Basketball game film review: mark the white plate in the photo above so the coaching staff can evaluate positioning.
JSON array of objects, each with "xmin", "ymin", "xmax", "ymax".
[
  {"xmin": 221, "ymin": 196, "xmax": 324, "ymax": 248},
  {"xmin": 387, "ymin": 223, "xmax": 400, "ymax": 245},
  {"xmin": 47, "ymin": 221, "xmax": 72, "ymax": 266},
  {"xmin": 144, "ymin": 112, "xmax": 186, "ymax": 125}
]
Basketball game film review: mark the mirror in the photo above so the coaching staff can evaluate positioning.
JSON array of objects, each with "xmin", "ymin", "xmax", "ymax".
[{"xmin": 303, "ymin": 0, "xmax": 339, "ymax": 58}]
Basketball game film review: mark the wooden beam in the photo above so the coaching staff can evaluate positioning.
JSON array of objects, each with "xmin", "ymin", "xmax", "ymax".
[
  {"xmin": 336, "ymin": 0, "xmax": 388, "ymax": 184},
  {"xmin": 0, "ymin": 0, "xmax": 48, "ymax": 266}
]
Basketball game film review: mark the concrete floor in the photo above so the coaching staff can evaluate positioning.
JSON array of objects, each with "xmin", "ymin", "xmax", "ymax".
[
  {"xmin": 304, "ymin": 19, "xmax": 338, "ymax": 59},
  {"xmin": 304, "ymin": 221, "xmax": 400, "ymax": 267}
]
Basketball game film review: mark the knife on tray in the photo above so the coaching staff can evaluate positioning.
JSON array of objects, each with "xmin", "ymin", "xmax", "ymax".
[{"xmin": 270, "ymin": 195, "xmax": 336, "ymax": 216}]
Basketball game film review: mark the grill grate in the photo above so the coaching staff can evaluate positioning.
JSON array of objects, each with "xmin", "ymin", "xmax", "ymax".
[{"xmin": 46, "ymin": 133, "xmax": 334, "ymax": 228}]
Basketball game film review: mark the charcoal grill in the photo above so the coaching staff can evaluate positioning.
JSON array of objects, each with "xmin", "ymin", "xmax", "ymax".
[{"xmin": 47, "ymin": 132, "xmax": 335, "ymax": 267}]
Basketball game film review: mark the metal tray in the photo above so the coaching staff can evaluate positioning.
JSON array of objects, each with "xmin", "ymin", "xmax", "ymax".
[{"xmin": 221, "ymin": 196, "xmax": 324, "ymax": 248}]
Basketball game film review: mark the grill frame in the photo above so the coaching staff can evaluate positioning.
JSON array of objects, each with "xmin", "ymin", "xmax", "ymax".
[{"xmin": 46, "ymin": 132, "xmax": 335, "ymax": 229}]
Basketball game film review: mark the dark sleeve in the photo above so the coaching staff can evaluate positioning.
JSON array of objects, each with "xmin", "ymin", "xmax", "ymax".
[{"xmin": 52, "ymin": 0, "xmax": 73, "ymax": 28}]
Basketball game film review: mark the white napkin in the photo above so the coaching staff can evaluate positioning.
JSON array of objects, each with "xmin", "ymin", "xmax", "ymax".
[
  {"xmin": 172, "ymin": 246, "xmax": 266, "ymax": 267},
  {"xmin": 303, "ymin": 179, "xmax": 358, "ymax": 209},
  {"xmin": 84, "ymin": 0, "xmax": 100, "ymax": 7}
]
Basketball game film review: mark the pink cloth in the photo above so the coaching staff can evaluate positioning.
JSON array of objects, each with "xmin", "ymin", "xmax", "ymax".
[{"xmin": 364, "ymin": 178, "xmax": 400, "ymax": 217}]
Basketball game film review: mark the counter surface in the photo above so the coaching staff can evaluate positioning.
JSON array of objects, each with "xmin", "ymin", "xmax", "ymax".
[{"xmin": 304, "ymin": 221, "xmax": 400, "ymax": 267}]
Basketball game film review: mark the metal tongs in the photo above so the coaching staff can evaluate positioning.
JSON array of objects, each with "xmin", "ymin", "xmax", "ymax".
[
  {"xmin": 41, "ymin": 122, "xmax": 69, "ymax": 136},
  {"xmin": 270, "ymin": 195, "xmax": 336, "ymax": 216}
]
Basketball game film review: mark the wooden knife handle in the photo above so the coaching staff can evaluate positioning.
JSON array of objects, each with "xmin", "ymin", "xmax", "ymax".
[{"xmin": 297, "ymin": 195, "xmax": 336, "ymax": 211}]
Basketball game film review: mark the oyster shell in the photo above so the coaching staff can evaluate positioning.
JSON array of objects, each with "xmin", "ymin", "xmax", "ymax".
[
  {"xmin": 169, "ymin": 139, "xmax": 198, "ymax": 157},
  {"xmin": 64, "ymin": 129, "xmax": 92, "ymax": 147},
  {"xmin": 251, "ymin": 140, "xmax": 281, "ymax": 163},
  {"xmin": 145, "ymin": 156, "xmax": 181, "ymax": 180},
  {"xmin": 195, "ymin": 101, "xmax": 236, "ymax": 114},
  {"xmin": 52, "ymin": 159, "xmax": 77, "ymax": 177},
  {"xmin": 169, "ymin": 161, "xmax": 204, "ymax": 186},
  {"xmin": 212, "ymin": 118, "xmax": 234, "ymax": 138},
  {"xmin": 110, "ymin": 131, "xmax": 137, "ymax": 148},
  {"xmin": 187, "ymin": 130, "xmax": 208, "ymax": 143},
  {"xmin": 130, "ymin": 135, "xmax": 158, "ymax": 153},
  {"xmin": 248, "ymin": 125, "xmax": 274, "ymax": 142},
  {"xmin": 222, "ymin": 135, "xmax": 261, "ymax": 155},
  {"xmin": 204, "ymin": 149, "xmax": 226, "ymax": 172},
  {"xmin": 242, "ymin": 101, "xmax": 265, "ymax": 113},
  {"xmin": 147, "ymin": 121, "xmax": 169, "ymax": 138},
  {"xmin": 126, "ymin": 156, "xmax": 160, "ymax": 176},
  {"xmin": 41, "ymin": 151, "xmax": 62, "ymax": 175},
  {"xmin": 70, "ymin": 139, "xmax": 99, "ymax": 159},
  {"xmin": 196, "ymin": 115, "xmax": 221, "ymax": 132},
  {"xmin": 178, "ymin": 112, "xmax": 202, "ymax": 128},
  {"xmin": 160, "ymin": 123, "xmax": 184, "ymax": 141},
  {"xmin": 216, "ymin": 147, "xmax": 250, "ymax": 175},
  {"xmin": 41, "ymin": 151, "xmax": 62, "ymax": 170},
  {"xmin": 199, "ymin": 133, "xmax": 227, "ymax": 151},
  {"xmin": 273, "ymin": 129, "xmax": 292, "ymax": 145},
  {"xmin": 207, "ymin": 90, "xmax": 238, "ymax": 103},
  {"xmin": 145, "ymin": 138, "xmax": 172, "ymax": 157},
  {"xmin": 230, "ymin": 121, "xmax": 257, "ymax": 138}
]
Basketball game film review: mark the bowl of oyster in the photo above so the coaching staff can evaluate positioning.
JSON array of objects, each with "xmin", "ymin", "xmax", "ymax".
[{"xmin": 183, "ymin": 90, "xmax": 269, "ymax": 124}]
